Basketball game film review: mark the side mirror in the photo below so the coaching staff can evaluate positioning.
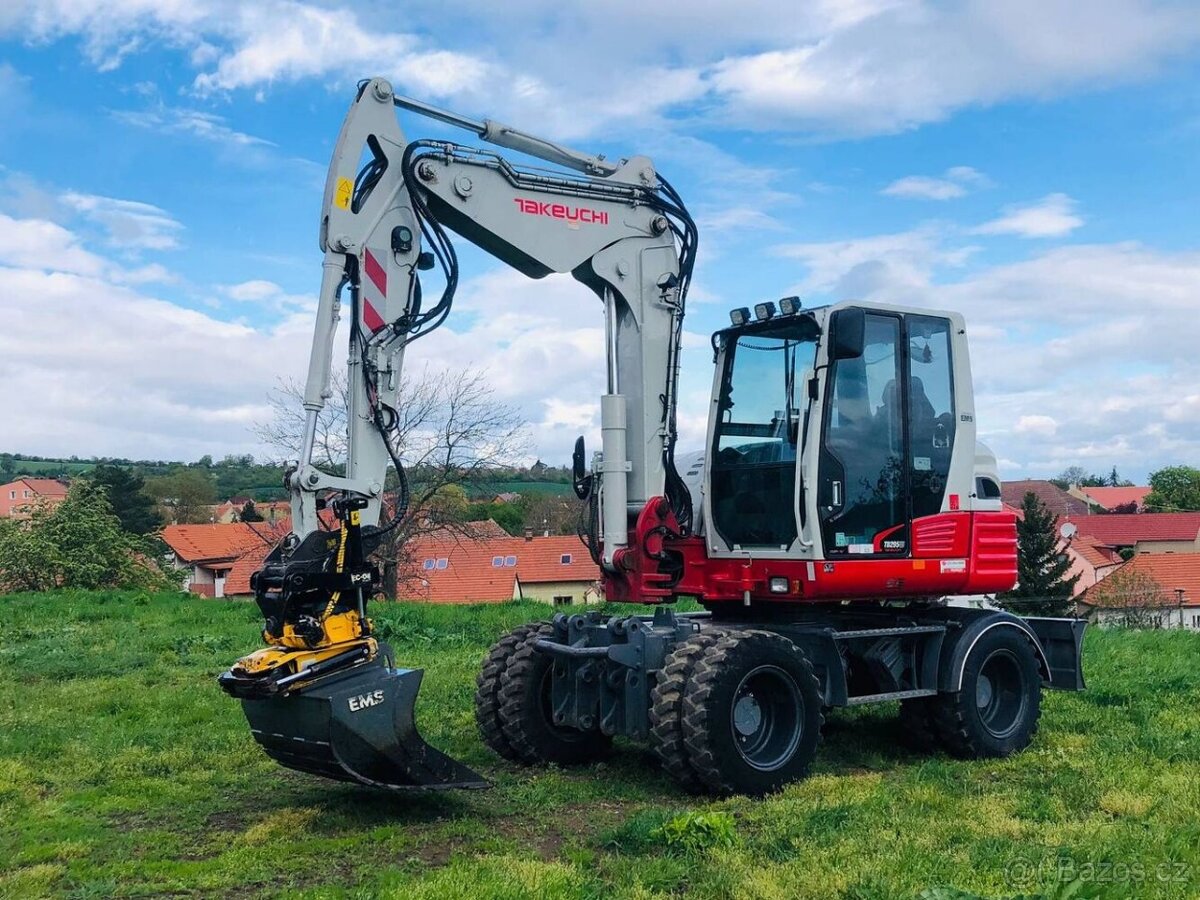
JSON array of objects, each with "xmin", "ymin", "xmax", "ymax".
[
  {"xmin": 830, "ymin": 307, "xmax": 865, "ymax": 360},
  {"xmin": 572, "ymin": 436, "xmax": 593, "ymax": 500}
]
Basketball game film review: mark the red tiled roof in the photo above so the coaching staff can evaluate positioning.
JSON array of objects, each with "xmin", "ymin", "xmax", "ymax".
[
  {"xmin": 1080, "ymin": 553, "xmax": 1200, "ymax": 608},
  {"xmin": 1, "ymin": 477, "xmax": 70, "ymax": 498},
  {"xmin": 1070, "ymin": 538, "xmax": 1122, "ymax": 570},
  {"xmin": 1001, "ymin": 480, "xmax": 1092, "ymax": 518},
  {"xmin": 18, "ymin": 477, "xmax": 70, "ymax": 498},
  {"xmin": 401, "ymin": 533, "xmax": 598, "ymax": 604},
  {"xmin": 161, "ymin": 522, "xmax": 282, "ymax": 564},
  {"xmin": 225, "ymin": 543, "xmax": 274, "ymax": 596},
  {"xmin": 1073, "ymin": 513, "xmax": 1200, "ymax": 547},
  {"xmin": 1078, "ymin": 486, "xmax": 1151, "ymax": 511}
]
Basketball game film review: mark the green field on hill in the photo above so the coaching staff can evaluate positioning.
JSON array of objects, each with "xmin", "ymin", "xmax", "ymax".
[{"xmin": 1, "ymin": 592, "xmax": 1198, "ymax": 899}]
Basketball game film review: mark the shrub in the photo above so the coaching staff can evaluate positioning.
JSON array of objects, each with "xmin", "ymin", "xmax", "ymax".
[{"xmin": 0, "ymin": 482, "xmax": 181, "ymax": 594}]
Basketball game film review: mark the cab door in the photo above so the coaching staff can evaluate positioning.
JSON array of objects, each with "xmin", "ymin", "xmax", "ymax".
[{"xmin": 818, "ymin": 311, "xmax": 908, "ymax": 557}]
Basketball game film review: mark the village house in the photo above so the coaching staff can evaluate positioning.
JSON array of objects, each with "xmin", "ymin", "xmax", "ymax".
[
  {"xmin": 401, "ymin": 530, "xmax": 600, "ymax": 605},
  {"xmin": 0, "ymin": 477, "xmax": 69, "ymax": 518},
  {"xmin": 160, "ymin": 522, "xmax": 284, "ymax": 598},
  {"xmin": 1077, "ymin": 552, "xmax": 1200, "ymax": 630}
]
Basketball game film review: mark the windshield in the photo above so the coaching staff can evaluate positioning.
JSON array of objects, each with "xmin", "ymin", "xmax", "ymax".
[{"xmin": 710, "ymin": 321, "xmax": 819, "ymax": 547}]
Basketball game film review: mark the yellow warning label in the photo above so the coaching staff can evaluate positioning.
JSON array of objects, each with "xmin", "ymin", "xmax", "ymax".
[
  {"xmin": 912, "ymin": 560, "xmax": 926, "ymax": 570},
  {"xmin": 334, "ymin": 177, "xmax": 353, "ymax": 210}
]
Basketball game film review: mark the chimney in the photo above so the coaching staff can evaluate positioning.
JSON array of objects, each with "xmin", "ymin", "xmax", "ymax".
[{"xmin": 524, "ymin": 527, "xmax": 533, "ymax": 542}]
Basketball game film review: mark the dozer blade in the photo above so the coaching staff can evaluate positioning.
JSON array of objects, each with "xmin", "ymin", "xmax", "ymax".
[{"xmin": 234, "ymin": 655, "xmax": 488, "ymax": 791}]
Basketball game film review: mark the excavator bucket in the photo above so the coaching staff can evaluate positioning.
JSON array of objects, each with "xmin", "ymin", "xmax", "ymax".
[{"xmin": 228, "ymin": 652, "xmax": 487, "ymax": 791}]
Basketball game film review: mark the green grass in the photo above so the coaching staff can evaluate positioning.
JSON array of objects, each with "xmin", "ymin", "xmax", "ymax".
[{"xmin": 1, "ymin": 591, "xmax": 1198, "ymax": 899}]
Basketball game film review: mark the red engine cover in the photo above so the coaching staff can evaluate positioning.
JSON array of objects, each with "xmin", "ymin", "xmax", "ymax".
[{"xmin": 602, "ymin": 500, "xmax": 1017, "ymax": 605}]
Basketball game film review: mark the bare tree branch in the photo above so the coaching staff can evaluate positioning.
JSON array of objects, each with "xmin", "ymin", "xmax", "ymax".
[{"xmin": 255, "ymin": 364, "xmax": 529, "ymax": 596}]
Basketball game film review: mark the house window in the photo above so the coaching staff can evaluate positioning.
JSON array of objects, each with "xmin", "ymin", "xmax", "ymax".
[
  {"xmin": 505, "ymin": 555, "xmax": 517, "ymax": 567},
  {"xmin": 436, "ymin": 558, "xmax": 448, "ymax": 570},
  {"xmin": 422, "ymin": 558, "xmax": 435, "ymax": 571},
  {"xmin": 7, "ymin": 491, "xmax": 13, "ymax": 499},
  {"xmin": 553, "ymin": 595, "xmax": 573, "ymax": 606},
  {"xmin": 492, "ymin": 556, "xmax": 504, "ymax": 567},
  {"xmin": 560, "ymin": 553, "xmax": 572, "ymax": 564},
  {"xmin": 23, "ymin": 490, "xmax": 30, "ymax": 498}
]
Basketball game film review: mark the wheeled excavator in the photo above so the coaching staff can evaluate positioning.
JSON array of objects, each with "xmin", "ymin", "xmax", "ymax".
[{"xmin": 219, "ymin": 78, "xmax": 1086, "ymax": 796}]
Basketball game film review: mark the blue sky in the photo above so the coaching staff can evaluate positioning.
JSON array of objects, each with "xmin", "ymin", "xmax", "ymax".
[{"xmin": 2, "ymin": 1, "xmax": 1200, "ymax": 481}]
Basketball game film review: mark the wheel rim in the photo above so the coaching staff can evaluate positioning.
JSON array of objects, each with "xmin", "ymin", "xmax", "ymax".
[
  {"xmin": 730, "ymin": 665, "xmax": 804, "ymax": 771},
  {"xmin": 975, "ymin": 649, "xmax": 1028, "ymax": 739}
]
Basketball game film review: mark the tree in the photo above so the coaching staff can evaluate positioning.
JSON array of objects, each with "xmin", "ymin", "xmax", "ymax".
[
  {"xmin": 88, "ymin": 464, "xmax": 162, "ymax": 534},
  {"xmin": 1051, "ymin": 466, "xmax": 1106, "ymax": 489},
  {"xmin": 1144, "ymin": 466, "xmax": 1200, "ymax": 512},
  {"xmin": 255, "ymin": 365, "xmax": 529, "ymax": 597},
  {"xmin": 143, "ymin": 469, "xmax": 218, "ymax": 524},
  {"xmin": 998, "ymin": 491, "xmax": 1080, "ymax": 617},
  {"xmin": 1083, "ymin": 566, "xmax": 1169, "ymax": 628},
  {"xmin": 1107, "ymin": 466, "xmax": 1132, "ymax": 488},
  {"xmin": 0, "ymin": 482, "xmax": 178, "ymax": 593},
  {"xmin": 0, "ymin": 454, "xmax": 15, "ymax": 482},
  {"xmin": 239, "ymin": 500, "xmax": 264, "ymax": 522}
]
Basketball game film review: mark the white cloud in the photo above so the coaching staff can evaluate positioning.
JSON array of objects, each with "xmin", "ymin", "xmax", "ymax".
[
  {"xmin": 0, "ymin": 220, "xmax": 316, "ymax": 459},
  {"xmin": 225, "ymin": 279, "xmax": 282, "ymax": 301},
  {"xmin": 60, "ymin": 191, "xmax": 183, "ymax": 250},
  {"xmin": 0, "ymin": 212, "xmax": 109, "ymax": 276},
  {"xmin": 882, "ymin": 166, "xmax": 988, "ymax": 200},
  {"xmin": 706, "ymin": 1, "xmax": 1200, "ymax": 135},
  {"xmin": 113, "ymin": 105, "xmax": 274, "ymax": 147},
  {"xmin": 7, "ymin": 1, "xmax": 1200, "ymax": 139},
  {"xmin": 774, "ymin": 227, "xmax": 975, "ymax": 297},
  {"xmin": 1014, "ymin": 415, "xmax": 1058, "ymax": 436},
  {"xmin": 973, "ymin": 193, "xmax": 1084, "ymax": 238}
]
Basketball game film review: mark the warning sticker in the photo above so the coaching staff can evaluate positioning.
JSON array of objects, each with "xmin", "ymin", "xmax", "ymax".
[
  {"xmin": 940, "ymin": 558, "xmax": 967, "ymax": 573},
  {"xmin": 334, "ymin": 177, "xmax": 353, "ymax": 210},
  {"xmin": 914, "ymin": 456, "xmax": 931, "ymax": 471}
]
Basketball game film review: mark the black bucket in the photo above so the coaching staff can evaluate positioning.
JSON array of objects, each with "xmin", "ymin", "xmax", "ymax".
[{"xmin": 236, "ymin": 655, "xmax": 488, "ymax": 791}]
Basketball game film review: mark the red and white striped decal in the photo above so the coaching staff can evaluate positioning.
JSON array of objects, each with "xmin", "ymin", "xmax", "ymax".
[{"xmin": 361, "ymin": 248, "xmax": 387, "ymax": 333}]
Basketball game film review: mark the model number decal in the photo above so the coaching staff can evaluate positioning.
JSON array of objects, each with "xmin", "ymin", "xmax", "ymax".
[{"xmin": 348, "ymin": 690, "xmax": 385, "ymax": 712}]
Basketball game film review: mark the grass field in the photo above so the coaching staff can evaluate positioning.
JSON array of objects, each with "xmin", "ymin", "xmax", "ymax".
[{"xmin": 2, "ymin": 591, "xmax": 1199, "ymax": 899}]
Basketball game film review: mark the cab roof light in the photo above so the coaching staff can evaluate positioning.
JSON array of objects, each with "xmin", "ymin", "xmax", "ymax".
[
  {"xmin": 754, "ymin": 301, "xmax": 777, "ymax": 321},
  {"xmin": 778, "ymin": 296, "xmax": 801, "ymax": 316},
  {"xmin": 729, "ymin": 307, "xmax": 751, "ymax": 326}
]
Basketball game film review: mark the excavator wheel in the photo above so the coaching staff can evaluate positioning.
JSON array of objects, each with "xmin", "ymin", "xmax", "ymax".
[
  {"xmin": 475, "ymin": 621, "xmax": 551, "ymax": 761},
  {"xmin": 649, "ymin": 627, "xmax": 726, "ymax": 791},
  {"xmin": 681, "ymin": 629, "xmax": 823, "ymax": 796},
  {"xmin": 929, "ymin": 627, "xmax": 1042, "ymax": 759},
  {"xmin": 897, "ymin": 697, "xmax": 938, "ymax": 751},
  {"xmin": 495, "ymin": 623, "xmax": 612, "ymax": 765}
]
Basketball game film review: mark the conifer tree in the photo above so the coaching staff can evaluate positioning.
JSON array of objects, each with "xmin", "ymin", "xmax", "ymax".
[{"xmin": 999, "ymin": 491, "xmax": 1080, "ymax": 616}]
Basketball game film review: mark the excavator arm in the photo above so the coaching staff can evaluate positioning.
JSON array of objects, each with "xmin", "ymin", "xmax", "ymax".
[{"xmin": 218, "ymin": 78, "xmax": 697, "ymax": 789}]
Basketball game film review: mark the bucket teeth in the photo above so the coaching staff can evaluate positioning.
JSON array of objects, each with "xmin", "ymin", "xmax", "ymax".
[{"xmin": 222, "ymin": 642, "xmax": 488, "ymax": 791}]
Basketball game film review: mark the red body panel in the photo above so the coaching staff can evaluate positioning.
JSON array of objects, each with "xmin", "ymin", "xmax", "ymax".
[{"xmin": 602, "ymin": 499, "xmax": 1017, "ymax": 605}]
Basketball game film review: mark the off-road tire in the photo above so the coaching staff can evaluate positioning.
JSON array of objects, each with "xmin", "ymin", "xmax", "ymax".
[
  {"xmin": 930, "ymin": 627, "xmax": 1042, "ymax": 759},
  {"xmin": 497, "ymin": 623, "xmax": 612, "ymax": 765},
  {"xmin": 681, "ymin": 629, "xmax": 823, "ymax": 796},
  {"xmin": 898, "ymin": 697, "xmax": 938, "ymax": 751},
  {"xmin": 648, "ymin": 627, "xmax": 725, "ymax": 791},
  {"xmin": 475, "ymin": 622, "xmax": 548, "ymax": 761}
]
